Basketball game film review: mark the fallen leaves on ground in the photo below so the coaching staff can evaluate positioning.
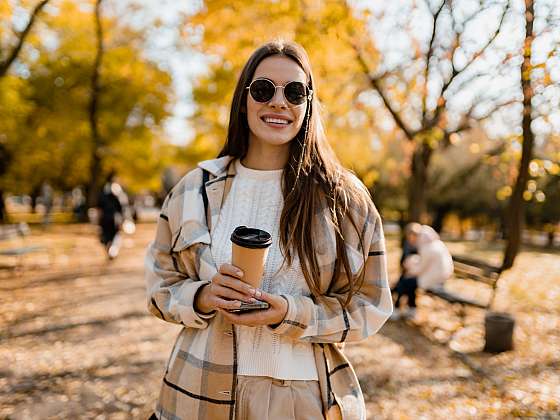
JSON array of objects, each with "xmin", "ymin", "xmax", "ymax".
[{"xmin": 0, "ymin": 225, "xmax": 558, "ymax": 419}]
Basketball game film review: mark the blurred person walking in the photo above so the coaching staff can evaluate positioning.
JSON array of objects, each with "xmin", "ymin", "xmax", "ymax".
[
  {"xmin": 40, "ymin": 182, "xmax": 53, "ymax": 226},
  {"xmin": 72, "ymin": 186, "xmax": 88, "ymax": 222},
  {"xmin": 97, "ymin": 172, "xmax": 129, "ymax": 259}
]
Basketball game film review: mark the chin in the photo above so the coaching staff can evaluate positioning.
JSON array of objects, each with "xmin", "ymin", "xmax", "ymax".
[
  {"xmin": 254, "ymin": 131, "xmax": 296, "ymax": 147},
  {"xmin": 267, "ymin": 136, "xmax": 294, "ymax": 146}
]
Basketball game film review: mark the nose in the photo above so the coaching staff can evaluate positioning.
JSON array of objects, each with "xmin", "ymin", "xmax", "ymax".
[{"xmin": 268, "ymin": 86, "xmax": 287, "ymax": 109}]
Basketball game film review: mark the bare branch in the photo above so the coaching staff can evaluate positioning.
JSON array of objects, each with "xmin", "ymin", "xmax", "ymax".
[
  {"xmin": 430, "ymin": 0, "xmax": 511, "ymax": 130},
  {"xmin": 422, "ymin": 0, "xmax": 444, "ymax": 15},
  {"xmin": 441, "ymin": 0, "xmax": 511, "ymax": 98},
  {"xmin": 461, "ymin": 0, "xmax": 504, "ymax": 29},
  {"xmin": 442, "ymin": 99, "xmax": 520, "ymax": 149},
  {"xmin": 0, "ymin": 0, "xmax": 51, "ymax": 78},
  {"xmin": 441, "ymin": 97, "xmax": 518, "ymax": 148},
  {"xmin": 472, "ymin": 97, "xmax": 519, "ymax": 120},
  {"xmin": 534, "ymin": 2, "xmax": 558, "ymax": 37},
  {"xmin": 354, "ymin": 47, "xmax": 416, "ymax": 141},
  {"xmin": 422, "ymin": 0, "xmax": 446, "ymax": 124},
  {"xmin": 427, "ymin": 5, "xmax": 463, "ymax": 129},
  {"xmin": 371, "ymin": 62, "xmax": 410, "ymax": 81},
  {"xmin": 451, "ymin": 71, "xmax": 490, "ymax": 94}
]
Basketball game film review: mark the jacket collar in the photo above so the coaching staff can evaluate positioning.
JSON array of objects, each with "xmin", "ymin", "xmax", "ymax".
[{"xmin": 197, "ymin": 155, "xmax": 236, "ymax": 177}]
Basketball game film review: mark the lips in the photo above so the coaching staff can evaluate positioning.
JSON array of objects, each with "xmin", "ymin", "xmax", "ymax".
[{"xmin": 260, "ymin": 114, "xmax": 293, "ymax": 126}]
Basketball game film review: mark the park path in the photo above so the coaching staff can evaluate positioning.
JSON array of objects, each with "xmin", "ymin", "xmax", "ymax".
[{"xmin": 0, "ymin": 224, "xmax": 558, "ymax": 419}]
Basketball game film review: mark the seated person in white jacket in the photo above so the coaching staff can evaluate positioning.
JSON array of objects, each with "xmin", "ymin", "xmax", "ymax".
[{"xmin": 401, "ymin": 225, "xmax": 454, "ymax": 318}]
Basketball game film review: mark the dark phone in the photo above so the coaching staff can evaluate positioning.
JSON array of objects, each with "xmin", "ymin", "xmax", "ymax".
[{"xmin": 229, "ymin": 301, "xmax": 270, "ymax": 313}]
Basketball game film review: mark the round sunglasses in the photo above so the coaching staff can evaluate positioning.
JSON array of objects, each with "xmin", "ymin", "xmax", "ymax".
[{"xmin": 246, "ymin": 78, "xmax": 313, "ymax": 106}]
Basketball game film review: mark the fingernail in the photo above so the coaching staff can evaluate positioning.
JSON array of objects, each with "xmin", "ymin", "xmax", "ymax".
[
  {"xmin": 254, "ymin": 289, "xmax": 262, "ymax": 298},
  {"xmin": 250, "ymin": 298, "xmax": 257, "ymax": 303},
  {"xmin": 248, "ymin": 287, "xmax": 256, "ymax": 295}
]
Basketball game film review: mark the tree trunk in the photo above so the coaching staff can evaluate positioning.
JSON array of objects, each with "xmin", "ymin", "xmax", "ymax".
[
  {"xmin": 398, "ymin": 210, "xmax": 407, "ymax": 248},
  {"xmin": 87, "ymin": 152, "xmax": 103, "ymax": 208},
  {"xmin": 502, "ymin": 0, "xmax": 535, "ymax": 270},
  {"xmin": 86, "ymin": 0, "xmax": 105, "ymax": 208},
  {"xmin": 432, "ymin": 205, "xmax": 450, "ymax": 233},
  {"xmin": 408, "ymin": 143, "xmax": 433, "ymax": 223}
]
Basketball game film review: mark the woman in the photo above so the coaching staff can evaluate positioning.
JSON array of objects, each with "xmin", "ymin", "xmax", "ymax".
[
  {"xmin": 145, "ymin": 39, "xmax": 392, "ymax": 420},
  {"xmin": 403, "ymin": 225, "xmax": 454, "ymax": 294}
]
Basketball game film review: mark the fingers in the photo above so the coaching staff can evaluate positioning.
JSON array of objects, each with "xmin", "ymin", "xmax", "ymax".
[
  {"xmin": 214, "ymin": 265, "xmax": 253, "ymax": 296},
  {"xmin": 210, "ymin": 296, "xmax": 243, "ymax": 311},
  {"xmin": 216, "ymin": 290, "xmax": 288, "ymax": 327},
  {"xmin": 207, "ymin": 265, "xmax": 254, "ymax": 311},
  {"xmin": 212, "ymin": 284, "xmax": 255, "ymax": 303},
  {"xmin": 219, "ymin": 263, "xmax": 244, "ymax": 279},
  {"xmin": 254, "ymin": 289, "xmax": 279, "ymax": 305},
  {"xmin": 215, "ymin": 274, "xmax": 253, "ymax": 295}
]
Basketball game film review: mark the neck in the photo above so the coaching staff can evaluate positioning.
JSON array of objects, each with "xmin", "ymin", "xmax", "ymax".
[{"xmin": 242, "ymin": 134, "xmax": 290, "ymax": 170}]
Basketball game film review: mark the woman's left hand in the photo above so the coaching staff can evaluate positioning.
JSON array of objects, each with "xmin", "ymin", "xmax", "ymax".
[{"xmin": 218, "ymin": 289, "xmax": 288, "ymax": 327}]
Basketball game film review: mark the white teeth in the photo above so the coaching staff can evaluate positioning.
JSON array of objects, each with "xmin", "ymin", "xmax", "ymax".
[{"xmin": 263, "ymin": 117, "xmax": 290, "ymax": 125}]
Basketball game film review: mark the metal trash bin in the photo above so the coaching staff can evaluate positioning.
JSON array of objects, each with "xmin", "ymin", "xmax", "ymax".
[{"xmin": 484, "ymin": 311, "xmax": 515, "ymax": 353}]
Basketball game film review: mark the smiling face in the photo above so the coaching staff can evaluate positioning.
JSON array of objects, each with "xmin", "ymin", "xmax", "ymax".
[{"xmin": 246, "ymin": 55, "xmax": 309, "ymax": 153}]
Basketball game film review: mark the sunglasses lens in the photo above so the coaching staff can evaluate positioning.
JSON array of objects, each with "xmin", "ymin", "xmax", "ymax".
[
  {"xmin": 249, "ymin": 79, "xmax": 275, "ymax": 102},
  {"xmin": 285, "ymin": 82, "xmax": 307, "ymax": 105}
]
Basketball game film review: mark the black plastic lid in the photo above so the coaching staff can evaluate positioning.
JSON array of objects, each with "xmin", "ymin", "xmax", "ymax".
[{"xmin": 230, "ymin": 226, "xmax": 272, "ymax": 249}]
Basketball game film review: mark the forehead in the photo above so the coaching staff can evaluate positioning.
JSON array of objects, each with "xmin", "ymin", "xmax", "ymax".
[{"xmin": 252, "ymin": 55, "xmax": 307, "ymax": 84}]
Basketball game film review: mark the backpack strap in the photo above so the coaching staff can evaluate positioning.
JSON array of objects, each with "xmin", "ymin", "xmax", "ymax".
[{"xmin": 201, "ymin": 169, "xmax": 210, "ymax": 228}]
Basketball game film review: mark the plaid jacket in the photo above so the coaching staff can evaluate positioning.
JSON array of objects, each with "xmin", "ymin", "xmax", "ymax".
[{"xmin": 145, "ymin": 155, "xmax": 392, "ymax": 420}]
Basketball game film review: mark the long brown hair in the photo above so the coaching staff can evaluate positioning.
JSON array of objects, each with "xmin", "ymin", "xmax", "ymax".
[{"xmin": 218, "ymin": 39, "xmax": 369, "ymax": 306}]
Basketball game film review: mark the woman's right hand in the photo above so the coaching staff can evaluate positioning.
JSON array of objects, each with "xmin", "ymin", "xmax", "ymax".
[{"xmin": 194, "ymin": 263, "xmax": 256, "ymax": 314}]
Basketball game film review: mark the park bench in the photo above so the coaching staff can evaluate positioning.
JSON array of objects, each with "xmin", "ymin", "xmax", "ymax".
[
  {"xmin": 0, "ymin": 223, "xmax": 49, "ymax": 272},
  {"xmin": 425, "ymin": 254, "xmax": 502, "ymax": 310},
  {"xmin": 422, "ymin": 255, "xmax": 514, "ymax": 352}
]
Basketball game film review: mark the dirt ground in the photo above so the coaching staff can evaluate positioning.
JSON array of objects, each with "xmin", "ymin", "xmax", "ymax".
[{"xmin": 0, "ymin": 224, "xmax": 558, "ymax": 419}]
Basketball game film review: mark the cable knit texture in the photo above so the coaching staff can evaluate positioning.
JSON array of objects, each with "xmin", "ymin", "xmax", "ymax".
[{"xmin": 210, "ymin": 158, "xmax": 318, "ymax": 380}]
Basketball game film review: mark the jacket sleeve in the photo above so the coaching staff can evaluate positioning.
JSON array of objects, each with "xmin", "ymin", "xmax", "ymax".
[
  {"xmin": 144, "ymin": 193, "xmax": 215, "ymax": 329},
  {"xmin": 269, "ymin": 201, "xmax": 393, "ymax": 343}
]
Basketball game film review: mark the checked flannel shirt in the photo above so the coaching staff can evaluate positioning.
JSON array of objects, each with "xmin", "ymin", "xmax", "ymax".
[{"xmin": 144, "ymin": 155, "xmax": 393, "ymax": 420}]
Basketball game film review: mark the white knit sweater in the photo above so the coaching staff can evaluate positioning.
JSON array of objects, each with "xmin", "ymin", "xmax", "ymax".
[{"xmin": 209, "ymin": 158, "xmax": 318, "ymax": 380}]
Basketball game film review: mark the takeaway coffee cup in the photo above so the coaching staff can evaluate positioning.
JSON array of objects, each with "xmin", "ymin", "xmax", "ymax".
[{"xmin": 230, "ymin": 226, "xmax": 272, "ymax": 289}]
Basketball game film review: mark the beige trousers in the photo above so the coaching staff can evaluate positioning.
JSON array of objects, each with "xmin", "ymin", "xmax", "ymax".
[{"xmin": 235, "ymin": 375, "xmax": 325, "ymax": 420}]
